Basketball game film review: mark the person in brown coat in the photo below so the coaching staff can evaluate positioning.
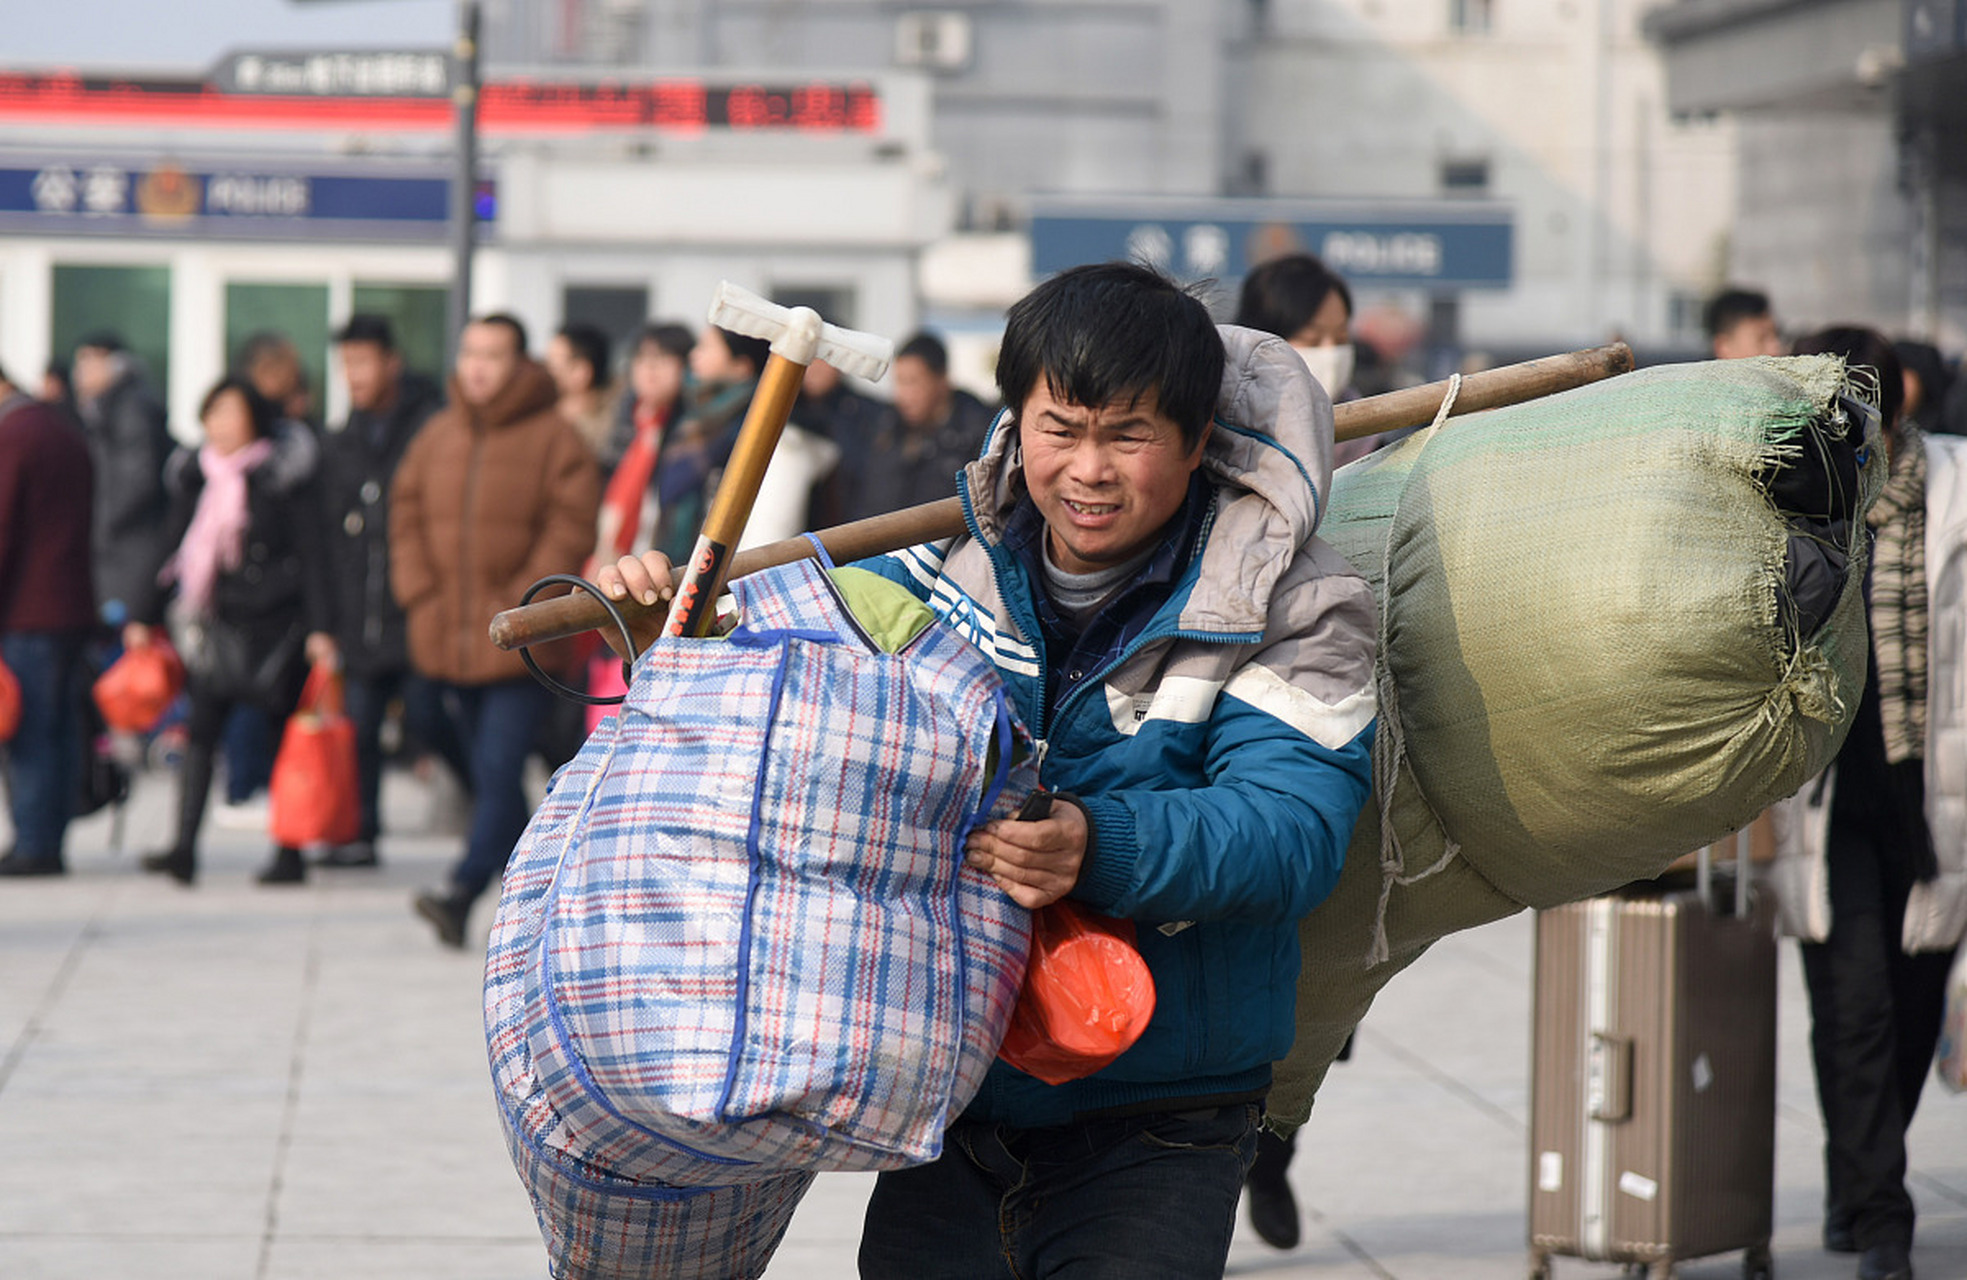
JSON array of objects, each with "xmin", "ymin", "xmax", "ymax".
[{"xmin": 391, "ymin": 313, "xmax": 599, "ymax": 947}]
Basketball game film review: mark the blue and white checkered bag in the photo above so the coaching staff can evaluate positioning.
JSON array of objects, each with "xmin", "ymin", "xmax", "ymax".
[{"xmin": 487, "ymin": 558, "xmax": 1036, "ymax": 1276}]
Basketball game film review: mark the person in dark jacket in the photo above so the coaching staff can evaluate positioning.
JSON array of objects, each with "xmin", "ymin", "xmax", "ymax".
[
  {"xmin": 844, "ymin": 331, "xmax": 994, "ymax": 522},
  {"xmin": 318, "ymin": 314, "xmax": 447, "ymax": 868},
  {"xmin": 1786, "ymin": 328, "xmax": 1954, "ymax": 1280},
  {"xmin": 129, "ymin": 378, "xmax": 337, "ymax": 887},
  {"xmin": 0, "ymin": 367, "xmax": 97, "ymax": 876},
  {"xmin": 71, "ymin": 333, "xmax": 173, "ymax": 624},
  {"xmin": 793, "ymin": 355, "xmax": 889, "ymax": 529}
]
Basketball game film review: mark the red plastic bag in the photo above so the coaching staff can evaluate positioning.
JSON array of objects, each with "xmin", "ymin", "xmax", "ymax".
[
  {"xmin": 93, "ymin": 639, "xmax": 185, "ymax": 733},
  {"xmin": 998, "ymin": 897, "xmax": 1157, "ymax": 1085},
  {"xmin": 269, "ymin": 664, "xmax": 360, "ymax": 848},
  {"xmin": 0, "ymin": 654, "xmax": 18, "ymax": 741}
]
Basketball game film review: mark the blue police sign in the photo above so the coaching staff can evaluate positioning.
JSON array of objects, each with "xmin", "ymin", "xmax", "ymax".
[
  {"xmin": 1030, "ymin": 198, "xmax": 1514, "ymax": 290},
  {"xmin": 0, "ymin": 158, "xmax": 487, "ymax": 242}
]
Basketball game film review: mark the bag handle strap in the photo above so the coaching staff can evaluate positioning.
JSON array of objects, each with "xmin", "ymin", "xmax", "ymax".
[
  {"xmin": 299, "ymin": 662, "xmax": 343, "ymax": 717},
  {"xmin": 966, "ymin": 685, "xmax": 1016, "ymax": 829}
]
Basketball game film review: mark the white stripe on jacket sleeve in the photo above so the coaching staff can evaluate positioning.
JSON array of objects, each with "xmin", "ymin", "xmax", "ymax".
[{"xmin": 1222, "ymin": 664, "xmax": 1375, "ymax": 751}]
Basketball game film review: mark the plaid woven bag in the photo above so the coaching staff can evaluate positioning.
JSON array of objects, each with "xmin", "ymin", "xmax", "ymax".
[{"xmin": 487, "ymin": 558, "xmax": 1036, "ymax": 1277}]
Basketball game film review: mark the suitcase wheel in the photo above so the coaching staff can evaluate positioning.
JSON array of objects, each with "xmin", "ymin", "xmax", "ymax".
[
  {"xmin": 1527, "ymin": 1256, "xmax": 1551, "ymax": 1280},
  {"xmin": 1742, "ymin": 1245, "xmax": 1774, "ymax": 1280}
]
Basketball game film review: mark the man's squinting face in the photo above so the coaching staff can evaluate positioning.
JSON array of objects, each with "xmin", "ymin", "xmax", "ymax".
[{"xmin": 1018, "ymin": 379, "xmax": 1208, "ymax": 575}]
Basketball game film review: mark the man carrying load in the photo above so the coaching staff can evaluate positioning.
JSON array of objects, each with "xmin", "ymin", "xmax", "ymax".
[{"xmin": 600, "ymin": 261, "xmax": 1377, "ymax": 1277}]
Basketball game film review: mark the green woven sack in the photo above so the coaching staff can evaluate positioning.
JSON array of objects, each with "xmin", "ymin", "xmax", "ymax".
[
  {"xmin": 1270, "ymin": 354, "xmax": 1880, "ymax": 1128},
  {"xmin": 1348, "ymin": 354, "xmax": 1875, "ymax": 908}
]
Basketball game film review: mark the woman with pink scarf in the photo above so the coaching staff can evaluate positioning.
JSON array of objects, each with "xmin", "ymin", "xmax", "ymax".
[{"xmin": 125, "ymin": 378, "xmax": 337, "ymax": 885}]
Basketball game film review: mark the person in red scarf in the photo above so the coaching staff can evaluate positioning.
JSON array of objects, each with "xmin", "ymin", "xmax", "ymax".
[
  {"xmin": 129, "ymin": 378, "xmax": 336, "ymax": 886},
  {"xmin": 592, "ymin": 322, "xmax": 694, "ymax": 564}
]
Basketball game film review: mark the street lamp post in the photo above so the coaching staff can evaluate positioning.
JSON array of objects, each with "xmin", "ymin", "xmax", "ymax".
[{"xmin": 446, "ymin": 0, "xmax": 482, "ymax": 363}]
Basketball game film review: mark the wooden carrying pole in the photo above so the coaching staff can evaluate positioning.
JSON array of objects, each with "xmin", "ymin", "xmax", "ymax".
[{"xmin": 489, "ymin": 340, "xmax": 1634, "ymax": 652}]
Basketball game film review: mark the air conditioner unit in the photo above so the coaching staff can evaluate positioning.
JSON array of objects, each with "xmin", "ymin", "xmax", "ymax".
[{"xmin": 895, "ymin": 12, "xmax": 974, "ymax": 72}]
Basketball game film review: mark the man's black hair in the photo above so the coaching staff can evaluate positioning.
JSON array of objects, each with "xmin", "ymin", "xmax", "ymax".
[
  {"xmin": 637, "ymin": 321, "xmax": 696, "ymax": 361},
  {"xmin": 1234, "ymin": 253, "xmax": 1354, "ymax": 341},
  {"xmin": 334, "ymin": 313, "xmax": 397, "ymax": 352},
  {"xmin": 556, "ymin": 322, "xmax": 612, "ymax": 388},
  {"xmin": 1792, "ymin": 325, "xmax": 1905, "ymax": 430},
  {"xmin": 1703, "ymin": 288, "xmax": 1771, "ymax": 340},
  {"xmin": 198, "ymin": 375, "xmax": 278, "ymax": 440},
  {"xmin": 897, "ymin": 331, "xmax": 949, "ymax": 378},
  {"xmin": 715, "ymin": 326, "xmax": 772, "ymax": 375},
  {"xmin": 0, "ymin": 361, "xmax": 13, "ymax": 389},
  {"xmin": 472, "ymin": 312, "xmax": 530, "ymax": 356},
  {"xmin": 997, "ymin": 261, "xmax": 1223, "ymax": 449},
  {"xmin": 75, "ymin": 331, "xmax": 126, "ymax": 355}
]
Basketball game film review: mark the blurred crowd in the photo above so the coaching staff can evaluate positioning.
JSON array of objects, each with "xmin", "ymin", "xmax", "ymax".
[
  {"xmin": 2, "ymin": 272, "xmax": 1964, "ymax": 973},
  {"xmin": 0, "ymin": 304, "xmax": 1001, "ymax": 950}
]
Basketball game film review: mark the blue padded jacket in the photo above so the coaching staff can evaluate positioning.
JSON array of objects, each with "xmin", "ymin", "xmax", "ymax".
[{"xmin": 859, "ymin": 326, "xmax": 1379, "ymax": 1126}]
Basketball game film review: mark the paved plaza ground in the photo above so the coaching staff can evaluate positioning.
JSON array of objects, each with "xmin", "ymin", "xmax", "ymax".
[{"xmin": 0, "ymin": 767, "xmax": 1961, "ymax": 1279}]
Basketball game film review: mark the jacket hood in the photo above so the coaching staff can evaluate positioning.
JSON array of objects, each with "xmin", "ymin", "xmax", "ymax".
[
  {"xmin": 449, "ymin": 358, "xmax": 560, "ymax": 431},
  {"xmin": 961, "ymin": 323, "xmax": 1336, "ymax": 635}
]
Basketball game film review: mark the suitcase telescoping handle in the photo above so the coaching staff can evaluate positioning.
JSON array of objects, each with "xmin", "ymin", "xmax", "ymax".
[{"xmin": 1695, "ymin": 841, "xmax": 1752, "ymax": 919}]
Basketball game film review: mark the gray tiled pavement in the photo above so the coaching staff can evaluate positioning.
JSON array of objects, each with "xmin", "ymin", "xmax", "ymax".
[{"xmin": 1, "ymin": 766, "xmax": 1963, "ymax": 1280}]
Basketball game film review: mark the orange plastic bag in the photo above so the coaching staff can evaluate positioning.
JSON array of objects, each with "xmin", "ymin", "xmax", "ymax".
[
  {"xmin": 0, "ymin": 654, "xmax": 19, "ymax": 741},
  {"xmin": 998, "ymin": 897, "xmax": 1157, "ymax": 1085},
  {"xmin": 93, "ymin": 639, "xmax": 185, "ymax": 733},
  {"xmin": 269, "ymin": 664, "xmax": 360, "ymax": 848}
]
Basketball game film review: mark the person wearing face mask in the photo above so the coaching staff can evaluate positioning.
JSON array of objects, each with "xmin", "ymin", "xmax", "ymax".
[
  {"xmin": 1231, "ymin": 250, "xmax": 1366, "ymax": 1250},
  {"xmin": 1236, "ymin": 253, "xmax": 1369, "ymax": 470}
]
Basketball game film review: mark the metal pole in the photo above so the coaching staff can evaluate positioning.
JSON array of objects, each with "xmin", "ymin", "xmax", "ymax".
[{"xmin": 445, "ymin": 0, "xmax": 482, "ymax": 363}]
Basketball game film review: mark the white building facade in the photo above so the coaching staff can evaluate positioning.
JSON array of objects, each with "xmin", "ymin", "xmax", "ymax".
[
  {"xmin": 0, "ymin": 69, "xmax": 948, "ymax": 434},
  {"xmin": 1234, "ymin": 0, "xmax": 1738, "ymax": 351}
]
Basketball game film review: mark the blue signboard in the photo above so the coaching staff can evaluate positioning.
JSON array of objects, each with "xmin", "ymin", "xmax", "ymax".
[
  {"xmin": 0, "ymin": 158, "xmax": 489, "ymax": 242},
  {"xmin": 1030, "ymin": 199, "xmax": 1513, "ymax": 290}
]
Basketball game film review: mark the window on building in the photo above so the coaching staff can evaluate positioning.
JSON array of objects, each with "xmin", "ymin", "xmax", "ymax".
[
  {"xmin": 1439, "ymin": 157, "xmax": 1492, "ymax": 194},
  {"xmin": 563, "ymin": 285, "xmax": 650, "ymax": 367},
  {"xmin": 51, "ymin": 263, "xmax": 172, "ymax": 405},
  {"xmin": 770, "ymin": 285, "xmax": 858, "ymax": 330},
  {"xmin": 1449, "ymin": 0, "xmax": 1493, "ymax": 34},
  {"xmin": 225, "ymin": 281, "xmax": 330, "ymax": 421},
  {"xmin": 351, "ymin": 282, "xmax": 448, "ymax": 385}
]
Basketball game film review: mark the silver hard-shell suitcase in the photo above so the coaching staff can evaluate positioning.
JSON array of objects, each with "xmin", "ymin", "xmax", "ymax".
[{"xmin": 1527, "ymin": 848, "xmax": 1776, "ymax": 1280}]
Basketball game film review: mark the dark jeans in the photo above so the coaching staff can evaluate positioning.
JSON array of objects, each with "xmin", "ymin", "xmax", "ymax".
[
  {"xmin": 221, "ymin": 704, "xmax": 275, "ymax": 803},
  {"xmin": 343, "ymin": 669, "xmax": 462, "ymax": 846},
  {"xmin": 1, "ymin": 631, "xmax": 87, "ymax": 863},
  {"xmin": 436, "ymin": 678, "xmax": 551, "ymax": 904},
  {"xmin": 175, "ymin": 670, "xmax": 307, "ymax": 858},
  {"xmin": 859, "ymin": 1104, "xmax": 1262, "ymax": 1279},
  {"xmin": 1800, "ymin": 817, "xmax": 1958, "ymax": 1250}
]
